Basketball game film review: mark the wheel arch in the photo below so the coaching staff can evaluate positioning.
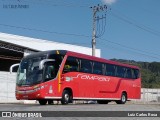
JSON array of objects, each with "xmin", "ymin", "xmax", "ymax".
[
  {"xmin": 61, "ymin": 87, "xmax": 73, "ymax": 104},
  {"xmin": 63, "ymin": 87, "xmax": 73, "ymax": 97}
]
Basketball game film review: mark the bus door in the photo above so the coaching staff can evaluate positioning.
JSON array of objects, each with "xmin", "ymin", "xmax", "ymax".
[{"xmin": 62, "ymin": 56, "xmax": 80, "ymax": 96}]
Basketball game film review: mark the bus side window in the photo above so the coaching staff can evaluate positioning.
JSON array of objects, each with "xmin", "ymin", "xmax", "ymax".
[
  {"xmin": 80, "ymin": 59, "xmax": 92, "ymax": 73},
  {"xmin": 106, "ymin": 64, "xmax": 116, "ymax": 76},
  {"xmin": 48, "ymin": 54, "xmax": 64, "ymax": 76},
  {"xmin": 133, "ymin": 69, "xmax": 140, "ymax": 79},
  {"xmin": 63, "ymin": 56, "xmax": 79, "ymax": 73},
  {"xmin": 125, "ymin": 68, "xmax": 132, "ymax": 79},
  {"xmin": 116, "ymin": 66, "xmax": 125, "ymax": 78},
  {"xmin": 131, "ymin": 69, "xmax": 136, "ymax": 79},
  {"xmin": 93, "ymin": 62, "xmax": 103, "ymax": 75},
  {"xmin": 44, "ymin": 63, "xmax": 55, "ymax": 81}
]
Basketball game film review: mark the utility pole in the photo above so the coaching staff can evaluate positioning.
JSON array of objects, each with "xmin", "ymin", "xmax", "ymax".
[
  {"xmin": 92, "ymin": 6, "xmax": 96, "ymax": 56},
  {"xmin": 91, "ymin": 5, "xmax": 107, "ymax": 56}
]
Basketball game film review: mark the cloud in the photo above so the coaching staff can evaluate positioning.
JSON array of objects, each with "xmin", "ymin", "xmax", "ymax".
[{"xmin": 101, "ymin": 0, "xmax": 117, "ymax": 5}]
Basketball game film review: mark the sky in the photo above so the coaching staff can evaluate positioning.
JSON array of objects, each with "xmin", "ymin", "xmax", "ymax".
[{"xmin": 0, "ymin": 0, "xmax": 160, "ymax": 62}]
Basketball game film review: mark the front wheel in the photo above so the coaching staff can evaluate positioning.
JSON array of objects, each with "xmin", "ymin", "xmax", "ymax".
[
  {"xmin": 61, "ymin": 90, "xmax": 71, "ymax": 105},
  {"xmin": 116, "ymin": 92, "xmax": 127, "ymax": 104}
]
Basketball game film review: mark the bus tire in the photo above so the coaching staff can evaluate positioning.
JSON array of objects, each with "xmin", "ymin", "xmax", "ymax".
[
  {"xmin": 61, "ymin": 90, "xmax": 70, "ymax": 105},
  {"xmin": 38, "ymin": 99, "xmax": 47, "ymax": 105},
  {"xmin": 48, "ymin": 100, "xmax": 53, "ymax": 105},
  {"xmin": 116, "ymin": 92, "xmax": 127, "ymax": 104},
  {"xmin": 97, "ymin": 100, "xmax": 109, "ymax": 104}
]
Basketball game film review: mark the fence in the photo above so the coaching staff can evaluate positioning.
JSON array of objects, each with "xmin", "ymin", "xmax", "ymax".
[
  {"xmin": 132, "ymin": 88, "xmax": 160, "ymax": 104},
  {"xmin": 0, "ymin": 71, "xmax": 160, "ymax": 104}
]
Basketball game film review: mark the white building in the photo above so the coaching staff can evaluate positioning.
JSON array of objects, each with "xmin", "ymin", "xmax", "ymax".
[
  {"xmin": 0, "ymin": 32, "xmax": 100, "ymax": 56},
  {"xmin": 0, "ymin": 32, "xmax": 101, "ymax": 103}
]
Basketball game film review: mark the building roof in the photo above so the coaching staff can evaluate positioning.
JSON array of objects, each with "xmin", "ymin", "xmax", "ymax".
[{"xmin": 0, "ymin": 32, "xmax": 101, "ymax": 57}]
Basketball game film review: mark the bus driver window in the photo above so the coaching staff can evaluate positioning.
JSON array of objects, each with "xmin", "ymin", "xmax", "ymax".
[{"xmin": 44, "ymin": 65, "xmax": 55, "ymax": 81}]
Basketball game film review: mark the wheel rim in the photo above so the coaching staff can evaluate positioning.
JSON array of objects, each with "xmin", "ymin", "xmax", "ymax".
[
  {"xmin": 122, "ymin": 94, "xmax": 126, "ymax": 102},
  {"xmin": 64, "ymin": 94, "xmax": 69, "ymax": 102}
]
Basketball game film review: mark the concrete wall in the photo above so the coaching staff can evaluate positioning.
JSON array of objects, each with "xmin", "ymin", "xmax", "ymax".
[
  {"xmin": 133, "ymin": 88, "xmax": 160, "ymax": 103},
  {"xmin": 0, "ymin": 71, "xmax": 18, "ymax": 103},
  {"xmin": 0, "ymin": 71, "xmax": 36, "ymax": 104}
]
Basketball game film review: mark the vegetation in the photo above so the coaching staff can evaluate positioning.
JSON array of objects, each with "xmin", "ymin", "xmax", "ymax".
[{"xmin": 111, "ymin": 59, "xmax": 160, "ymax": 88}]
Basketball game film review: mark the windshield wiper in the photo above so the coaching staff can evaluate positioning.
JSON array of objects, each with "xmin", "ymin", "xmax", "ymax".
[
  {"xmin": 18, "ymin": 79, "xmax": 26, "ymax": 86},
  {"xmin": 21, "ymin": 85, "xmax": 30, "ymax": 87},
  {"xmin": 18, "ymin": 72, "xmax": 27, "ymax": 86}
]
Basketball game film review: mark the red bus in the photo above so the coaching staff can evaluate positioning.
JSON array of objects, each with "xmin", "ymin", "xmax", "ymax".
[{"xmin": 10, "ymin": 50, "xmax": 141, "ymax": 105}]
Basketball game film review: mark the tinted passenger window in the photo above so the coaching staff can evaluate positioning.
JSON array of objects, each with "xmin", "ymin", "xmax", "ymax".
[
  {"xmin": 106, "ymin": 64, "xmax": 116, "ymax": 76},
  {"xmin": 63, "ymin": 57, "xmax": 79, "ymax": 73},
  {"xmin": 116, "ymin": 66, "xmax": 125, "ymax": 78},
  {"xmin": 44, "ymin": 62, "xmax": 56, "ymax": 81},
  {"xmin": 132, "ymin": 69, "xmax": 139, "ymax": 79},
  {"xmin": 80, "ymin": 59, "xmax": 92, "ymax": 73},
  {"xmin": 93, "ymin": 62, "xmax": 103, "ymax": 75},
  {"xmin": 48, "ymin": 54, "xmax": 64, "ymax": 74},
  {"xmin": 125, "ymin": 68, "xmax": 132, "ymax": 78}
]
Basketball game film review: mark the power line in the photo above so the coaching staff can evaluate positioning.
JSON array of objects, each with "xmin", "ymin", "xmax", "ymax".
[
  {"xmin": 96, "ymin": 14, "xmax": 107, "ymax": 38},
  {"xmin": 98, "ymin": 38, "xmax": 160, "ymax": 60},
  {"xmin": 112, "ymin": 9, "xmax": 160, "ymax": 35},
  {"xmin": 1, "ymin": 23, "xmax": 160, "ymax": 59},
  {"xmin": 98, "ymin": 41, "xmax": 160, "ymax": 60},
  {"xmin": 116, "ymin": 0, "xmax": 160, "ymax": 19},
  {"xmin": 110, "ymin": 10, "xmax": 160, "ymax": 38},
  {"xmin": 99, "ymin": 37, "xmax": 160, "ymax": 57},
  {"xmin": 0, "ymin": 23, "xmax": 91, "ymax": 38}
]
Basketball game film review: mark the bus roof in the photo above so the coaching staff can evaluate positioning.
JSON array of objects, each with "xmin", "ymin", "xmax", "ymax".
[
  {"xmin": 23, "ymin": 50, "xmax": 67, "ymax": 59},
  {"xmin": 23, "ymin": 50, "xmax": 139, "ymax": 69}
]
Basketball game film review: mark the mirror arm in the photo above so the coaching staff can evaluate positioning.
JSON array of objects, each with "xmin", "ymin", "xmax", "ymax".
[
  {"xmin": 39, "ymin": 59, "xmax": 55, "ymax": 70},
  {"xmin": 10, "ymin": 63, "xmax": 20, "ymax": 74}
]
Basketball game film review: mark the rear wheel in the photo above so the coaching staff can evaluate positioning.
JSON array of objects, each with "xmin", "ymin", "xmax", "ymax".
[
  {"xmin": 38, "ymin": 99, "xmax": 47, "ymax": 105},
  {"xmin": 61, "ymin": 90, "xmax": 71, "ymax": 105},
  {"xmin": 97, "ymin": 100, "xmax": 109, "ymax": 104},
  {"xmin": 116, "ymin": 92, "xmax": 127, "ymax": 104}
]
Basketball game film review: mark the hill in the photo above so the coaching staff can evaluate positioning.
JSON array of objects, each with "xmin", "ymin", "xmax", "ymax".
[{"xmin": 111, "ymin": 59, "xmax": 160, "ymax": 88}]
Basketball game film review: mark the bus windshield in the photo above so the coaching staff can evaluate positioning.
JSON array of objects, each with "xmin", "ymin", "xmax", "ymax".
[
  {"xmin": 16, "ymin": 53, "xmax": 64, "ymax": 86},
  {"xmin": 16, "ymin": 56, "xmax": 46, "ymax": 86}
]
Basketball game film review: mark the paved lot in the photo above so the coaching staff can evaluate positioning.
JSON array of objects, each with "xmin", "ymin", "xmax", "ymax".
[{"xmin": 0, "ymin": 103, "xmax": 159, "ymax": 120}]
